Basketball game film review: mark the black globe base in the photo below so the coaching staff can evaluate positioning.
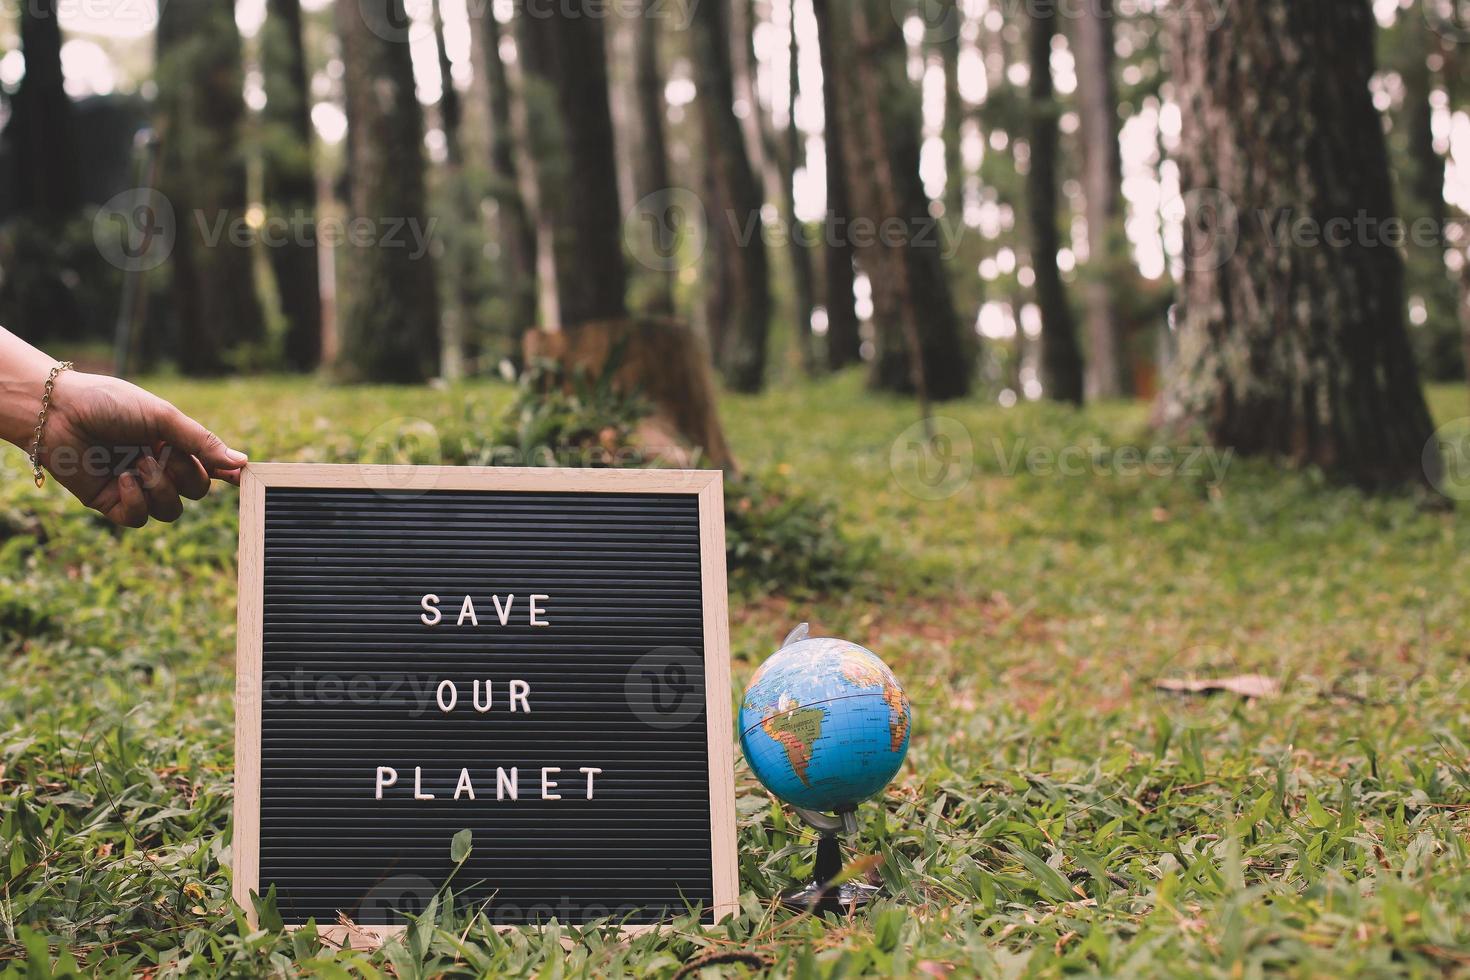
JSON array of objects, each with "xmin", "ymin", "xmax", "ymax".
[{"xmin": 780, "ymin": 829, "xmax": 881, "ymax": 916}]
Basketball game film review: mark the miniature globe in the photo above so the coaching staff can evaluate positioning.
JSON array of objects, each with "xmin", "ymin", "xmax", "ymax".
[{"xmin": 739, "ymin": 635, "xmax": 912, "ymax": 812}]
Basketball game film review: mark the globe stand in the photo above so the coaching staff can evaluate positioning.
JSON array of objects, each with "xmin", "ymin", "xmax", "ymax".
[{"xmin": 780, "ymin": 807, "xmax": 881, "ymax": 916}]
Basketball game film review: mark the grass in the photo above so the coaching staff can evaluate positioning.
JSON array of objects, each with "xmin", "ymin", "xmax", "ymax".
[{"xmin": 2, "ymin": 373, "xmax": 1468, "ymax": 977}]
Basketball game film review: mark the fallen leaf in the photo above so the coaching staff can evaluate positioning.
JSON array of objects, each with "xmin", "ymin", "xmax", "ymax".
[{"xmin": 1155, "ymin": 674, "xmax": 1279, "ymax": 699}]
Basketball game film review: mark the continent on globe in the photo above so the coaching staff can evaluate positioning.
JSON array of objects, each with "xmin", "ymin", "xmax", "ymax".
[{"xmin": 762, "ymin": 703, "xmax": 825, "ymax": 786}]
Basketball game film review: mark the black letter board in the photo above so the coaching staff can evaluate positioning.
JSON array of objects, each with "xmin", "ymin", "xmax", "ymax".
[{"xmin": 233, "ymin": 464, "xmax": 736, "ymax": 939}]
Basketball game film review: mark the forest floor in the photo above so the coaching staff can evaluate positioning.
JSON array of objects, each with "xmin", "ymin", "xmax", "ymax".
[{"xmin": 2, "ymin": 374, "xmax": 1469, "ymax": 977}]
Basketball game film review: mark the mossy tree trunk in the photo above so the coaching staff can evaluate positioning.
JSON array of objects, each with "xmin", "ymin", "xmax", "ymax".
[
  {"xmin": 1028, "ymin": 2, "xmax": 1083, "ymax": 406},
  {"xmin": 811, "ymin": 0, "xmax": 861, "ymax": 371},
  {"xmin": 1072, "ymin": 0, "xmax": 1131, "ymax": 399},
  {"xmin": 262, "ymin": 0, "xmax": 322, "ymax": 372},
  {"xmin": 334, "ymin": 0, "xmax": 440, "ymax": 382},
  {"xmin": 833, "ymin": 0, "xmax": 972, "ymax": 401},
  {"xmin": 156, "ymin": 0, "xmax": 264, "ymax": 376},
  {"xmin": 689, "ymin": 0, "xmax": 772, "ymax": 393},
  {"xmin": 1163, "ymin": 0, "xmax": 1436, "ymax": 488},
  {"xmin": 516, "ymin": 7, "xmax": 628, "ymax": 327}
]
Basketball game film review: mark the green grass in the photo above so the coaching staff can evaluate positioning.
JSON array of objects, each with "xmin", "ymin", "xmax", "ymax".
[{"xmin": 2, "ymin": 374, "xmax": 1469, "ymax": 977}]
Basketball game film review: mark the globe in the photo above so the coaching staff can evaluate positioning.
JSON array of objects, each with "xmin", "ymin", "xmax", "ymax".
[{"xmin": 739, "ymin": 635, "xmax": 912, "ymax": 812}]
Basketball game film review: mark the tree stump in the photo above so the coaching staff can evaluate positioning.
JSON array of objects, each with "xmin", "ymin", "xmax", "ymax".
[{"xmin": 523, "ymin": 318, "xmax": 737, "ymax": 472}]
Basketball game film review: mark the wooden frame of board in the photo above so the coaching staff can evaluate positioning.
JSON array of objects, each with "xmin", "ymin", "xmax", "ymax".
[{"xmin": 233, "ymin": 463, "xmax": 737, "ymax": 944}]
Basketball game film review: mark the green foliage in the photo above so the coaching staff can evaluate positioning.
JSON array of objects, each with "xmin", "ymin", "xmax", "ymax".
[
  {"xmin": 724, "ymin": 471, "xmax": 869, "ymax": 597},
  {"xmin": 478, "ymin": 354, "xmax": 868, "ymax": 595},
  {"xmin": 0, "ymin": 375, "xmax": 1467, "ymax": 976},
  {"xmin": 483, "ymin": 351, "xmax": 651, "ymax": 468}
]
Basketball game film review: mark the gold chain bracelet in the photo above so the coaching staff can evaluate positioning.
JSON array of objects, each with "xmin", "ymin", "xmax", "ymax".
[{"xmin": 29, "ymin": 361, "xmax": 73, "ymax": 488}]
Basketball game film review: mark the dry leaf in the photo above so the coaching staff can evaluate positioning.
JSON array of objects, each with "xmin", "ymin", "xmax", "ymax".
[{"xmin": 1154, "ymin": 674, "xmax": 1279, "ymax": 699}]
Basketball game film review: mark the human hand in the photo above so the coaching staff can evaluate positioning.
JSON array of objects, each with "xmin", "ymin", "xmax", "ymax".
[{"xmin": 36, "ymin": 370, "xmax": 248, "ymax": 527}]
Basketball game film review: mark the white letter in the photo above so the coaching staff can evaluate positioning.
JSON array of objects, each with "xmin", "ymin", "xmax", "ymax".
[
  {"xmin": 492, "ymin": 594, "xmax": 515, "ymax": 626},
  {"xmin": 509, "ymin": 679, "xmax": 531, "ymax": 713},
  {"xmin": 420, "ymin": 594, "xmax": 441, "ymax": 626},
  {"xmin": 496, "ymin": 766, "xmax": 518, "ymax": 801},
  {"xmin": 541, "ymin": 767, "xmax": 562, "ymax": 800},
  {"xmin": 414, "ymin": 767, "xmax": 435, "ymax": 800},
  {"xmin": 436, "ymin": 679, "xmax": 458, "ymax": 713},
  {"xmin": 580, "ymin": 767, "xmax": 603, "ymax": 800},
  {"xmin": 454, "ymin": 768, "xmax": 476, "ymax": 801},
  {"xmin": 374, "ymin": 766, "xmax": 398, "ymax": 799},
  {"xmin": 474, "ymin": 679, "xmax": 492, "ymax": 712},
  {"xmin": 529, "ymin": 595, "xmax": 550, "ymax": 626},
  {"xmin": 457, "ymin": 595, "xmax": 479, "ymax": 626}
]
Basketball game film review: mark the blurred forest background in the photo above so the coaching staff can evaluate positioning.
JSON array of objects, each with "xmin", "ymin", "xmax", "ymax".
[{"xmin": 0, "ymin": 0, "xmax": 1466, "ymax": 487}]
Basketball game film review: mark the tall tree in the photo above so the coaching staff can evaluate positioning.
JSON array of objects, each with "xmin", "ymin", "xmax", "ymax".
[
  {"xmin": 782, "ymin": 0, "xmax": 818, "ymax": 375},
  {"xmin": 335, "ymin": 0, "xmax": 440, "ymax": 382},
  {"xmin": 1028, "ymin": 2, "xmax": 1083, "ymax": 405},
  {"xmin": 13, "ymin": 0, "xmax": 79, "ymax": 223},
  {"xmin": 627, "ymin": 0, "xmax": 677, "ymax": 315},
  {"xmin": 513, "ymin": 5, "xmax": 736, "ymax": 468},
  {"xmin": 433, "ymin": 0, "xmax": 473, "ymax": 380},
  {"xmin": 156, "ymin": 0, "xmax": 264, "ymax": 375},
  {"xmin": 1072, "ymin": 0, "xmax": 1130, "ymax": 399},
  {"xmin": 480, "ymin": 6, "xmax": 539, "ymax": 335},
  {"xmin": 261, "ymin": 0, "xmax": 323, "ymax": 372},
  {"xmin": 831, "ymin": 0, "xmax": 972, "ymax": 400},
  {"xmin": 690, "ymin": 0, "xmax": 772, "ymax": 392},
  {"xmin": 1164, "ymin": 0, "xmax": 1436, "ymax": 488},
  {"xmin": 937, "ymin": 5, "xmax": 965, "ymax": 224},
  {"xmin": 516, "ymin": 7, "xmax": 627, "ymax": 326},
  {"xmin": 811, "ymin": 0, "xmax": 861, "ymax": 369}
]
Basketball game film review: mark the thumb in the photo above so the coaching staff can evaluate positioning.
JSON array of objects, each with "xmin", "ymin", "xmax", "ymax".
[{"xmin": 157, "ymin": 403, "xmax": 248, "ymax": 475}]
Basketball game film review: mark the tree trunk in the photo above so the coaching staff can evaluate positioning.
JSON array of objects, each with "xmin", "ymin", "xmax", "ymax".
[
  {"xmin": 156, "ymin": 0, "xmax": 264, "ymax": 376},
  {"xmin": 784, "ymin": 1, "xmax": 818, "ymax": 375},
  {"xmin": 811, "ymin": 0, "xmax": 861, "ymax": 370},
  {"xmin": 13, "ymin": 0, "xmax": 79, "ymax": 223},
  {"xmin": 481, "ymin": 7, "xmax": 539, "ymax": 337},
  {"xmin": 262, "ymin": 0, "xmax": 323, "ymax": 373},
  {"xmin": 627, "ymin": 0, "xmax": 677, "ymax": 316},
  {"xmin": 524, "ymin": 319, "xmax": 736, "ymax": 470},
  {"xmin": 515, "ymin": 7, "xmax": 628, "ymax": 327},
  {"xmin": 1072, "ymin": 0, "xmax": 1130, "ymax": 399},
  {"xmin": 1028, "ymin": 2, "xmax": 1083, "ymax": 406},
  {"xmin": 834, "ymin": 0, "xmax": 972, "ymax": 401},
  {"xmin": 938, "ymin": 8, "xmax": 965, "ymax": 224},
  {"xmin": 334, "ymin": 0, "xmax": 440, "ymax": 382},
  {"xmin": 690, "ymin": 0, "xmax": 772, "ymax": 392},
  {"xmin": 1163, "ymin": 0, "xmax": 1436, "ymax": 488}
]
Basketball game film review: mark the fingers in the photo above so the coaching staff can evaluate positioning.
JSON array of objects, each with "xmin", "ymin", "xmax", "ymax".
[
  {"xmin": 155, "ymin": 402, "xmax": 248, "ymax": 478},
  {"xmin": 138, "ymin": 456, "xmax": 184, "ymax": 522},
  {"xmin": 156, "ymin": 443, "xmax": 211, "ymax": 500},
  {"xmin": 103, "ymin": 473, "xmax": 149, "ymax": 528}
]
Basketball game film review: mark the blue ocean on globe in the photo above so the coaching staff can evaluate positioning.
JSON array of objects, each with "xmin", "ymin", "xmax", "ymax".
[{"xmin": 739, "ymin": 637, "xmax": 912, "ymax": 812}]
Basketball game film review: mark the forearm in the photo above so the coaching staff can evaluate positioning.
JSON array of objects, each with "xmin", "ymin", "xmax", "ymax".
[{"xmin": 0, "ymin": 328, "xmax": 59, "ymax": 450}]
